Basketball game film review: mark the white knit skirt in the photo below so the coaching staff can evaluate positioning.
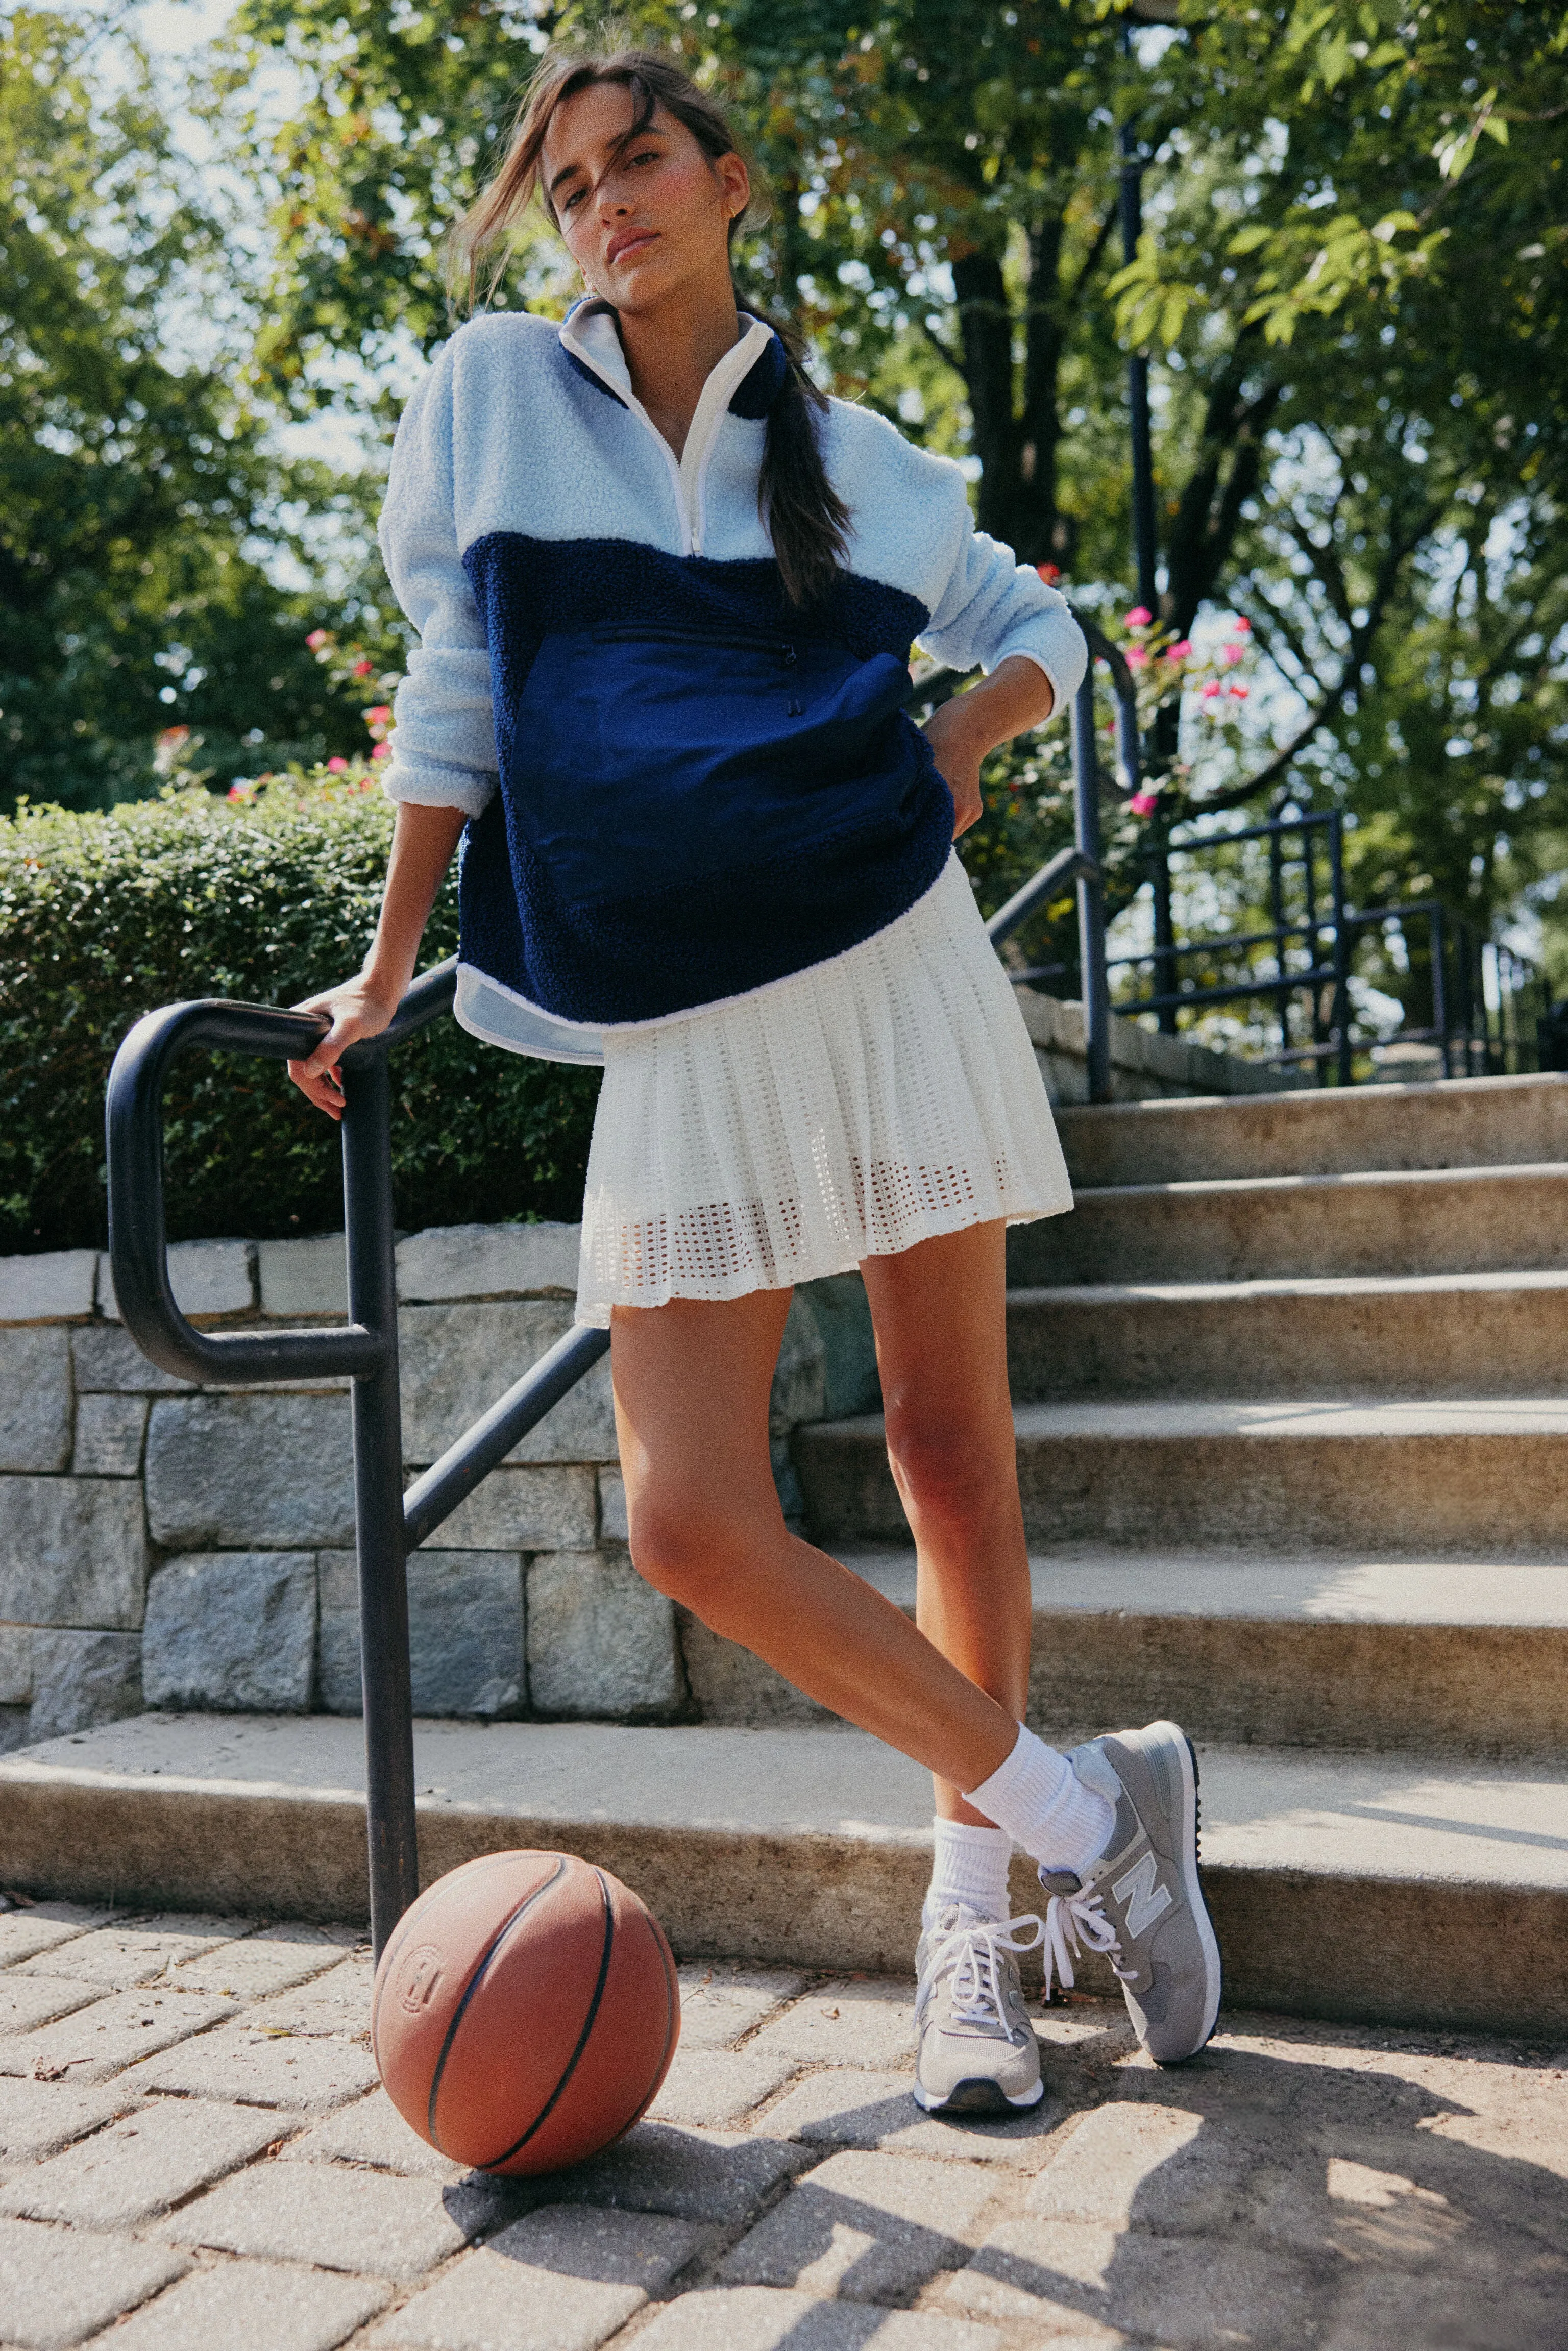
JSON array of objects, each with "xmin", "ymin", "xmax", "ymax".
[{"xmin": 575, "ymin": 850, "xmax": 1073, "ymax": 1326}]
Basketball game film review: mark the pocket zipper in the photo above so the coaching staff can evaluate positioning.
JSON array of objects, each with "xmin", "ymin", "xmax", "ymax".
[{"xmin": 592, "ymin": 622, "xmax": 805, "ymax": 713}]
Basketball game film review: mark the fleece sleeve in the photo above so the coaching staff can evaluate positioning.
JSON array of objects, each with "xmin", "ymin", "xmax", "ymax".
[
  {"xmin": 918, "ymin": 486, "xmax": 1088, "ymax": 715},
  {"xmin": 376, "ymin": 342, "xmax": 499, "ymax": 819}
]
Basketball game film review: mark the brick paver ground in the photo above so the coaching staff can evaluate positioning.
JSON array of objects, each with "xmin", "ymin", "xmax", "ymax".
[{"xmin": 0, "ymin": 1895, "xmax": 1564, "ymax": 2349}]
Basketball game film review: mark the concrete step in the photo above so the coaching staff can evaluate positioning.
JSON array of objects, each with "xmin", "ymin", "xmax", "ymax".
[
  {"xmin": 682, "ymin": 1549, "xmax": 1568, "ymax": 1761},
  {"xmin": 1055, "ymin": 1070, "xmax": 1568, "ymax": 1189},
  {"xmin": 1008, "ymin": 1161, "xmax": 1568, "ymax": 1286},
  {"xmin": 796, "ymin": 1397, "xmax": 1568, "ymax": 1559},
  {"xmin": 1005, "ymin": 1271, "xmax": 1568, "ymax": 1401},
  {"xmin": 2, "ymin": 1712, "xmax": 1562, "ymax": 2037}
]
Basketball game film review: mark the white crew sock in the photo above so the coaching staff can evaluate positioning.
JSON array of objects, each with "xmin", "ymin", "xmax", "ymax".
[
  {"xmin": 964, "ymin": 1725, "xmax": 1115, "ymax": 1881},
  {"xmin": 922, "ymin": 1816, "xmax": 1014, "ymax": 1929}
]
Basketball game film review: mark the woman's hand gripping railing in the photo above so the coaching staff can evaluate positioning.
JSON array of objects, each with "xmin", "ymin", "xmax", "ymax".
[
  {"xmin": 105, "ymin": 957, "xmax": 460, "ymax": 1384},
  {"xmin": 104, "ymin": 953, "xmax": 607, "ymax": 1956}
]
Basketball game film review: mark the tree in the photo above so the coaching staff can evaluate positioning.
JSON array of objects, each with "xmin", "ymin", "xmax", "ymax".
[{"xmin": 0, "ymin": 8, "xmax": 383, "ymax": 810}]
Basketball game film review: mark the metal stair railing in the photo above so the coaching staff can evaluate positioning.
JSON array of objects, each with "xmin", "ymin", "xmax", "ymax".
[
  {"xmin": 103, "ymin": 657, "xmax": 1132, "ymax": 1958},
  {"xmin": 968, "ymin": 620, "xmax": 1141, "ymax": 1106},
  {"xmin": 105, "ymin": 962, "xmax": 609, "ymax": 1959}
]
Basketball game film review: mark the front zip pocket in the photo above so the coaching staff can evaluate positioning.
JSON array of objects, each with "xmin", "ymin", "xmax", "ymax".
[
  {"xmin": 504, "ymin": 621, "xmax": 926, "ymax": 913},
  {"xmin": 592, "ymin": 622, "xmax": 805, "ymax": 711}
]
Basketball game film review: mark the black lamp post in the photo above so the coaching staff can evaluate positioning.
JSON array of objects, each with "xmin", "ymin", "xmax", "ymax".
[
  {"xmin": 1119, "ymin": 0, "xmax": 1177, "ymax": 616},
  {"xmin": 1121, "ymin": 1, "xmax": 1179, "ymax": 1025},
  {"xmin": 1119, "ymin": 51, "xmax": 1160, "ymax": 615}
]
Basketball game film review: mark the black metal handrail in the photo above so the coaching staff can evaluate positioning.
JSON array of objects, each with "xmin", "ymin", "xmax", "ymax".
[
  {"xmin": 977, "ymin": 619, "xmax": 1140, "ymax": 1104},
  {"xmin": 1104, "ymin": 803, "xmax": 1542, "ymax": 1083},
  {"xmin": 106, "ymin": 961, "xmax": 608, "ymax": 1958}
]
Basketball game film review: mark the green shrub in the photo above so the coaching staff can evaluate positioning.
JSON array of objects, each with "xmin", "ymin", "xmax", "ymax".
[{"xmin": 0, "ymin": 781, "xmax": 600, "ymax": 1255}]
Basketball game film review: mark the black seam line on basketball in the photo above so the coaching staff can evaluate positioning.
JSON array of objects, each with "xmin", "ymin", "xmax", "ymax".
[
  {"xmin": 655, "ymin": 1911, "xmax": 678, "ymax": 2077},
  {"xmin": 637, "ymin": 1909, "xmax": 680, "ymax": 2124},
  {"xmin": 479, "ymin": 1867, "xmax": 617, "ymax": 2173},
  {"xmin": 425, "ymin": 1856, "xmax": 568, "ymax": 2153},
  {"xmin": 621, "ymin": 1910, "xmax": 676, "ymax": 2143}
]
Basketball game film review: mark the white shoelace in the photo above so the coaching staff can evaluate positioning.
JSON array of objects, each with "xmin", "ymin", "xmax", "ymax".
[
  {"xmin": 925, "ymin": 1908, "xmax": 1045, "ymax": 2028},
  {"xmin": 1042, "ymin": 1888, "xmax": 1137, "ymax": 2002}
]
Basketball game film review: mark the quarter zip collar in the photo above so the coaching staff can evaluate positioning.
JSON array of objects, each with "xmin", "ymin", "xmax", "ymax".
[{"xmin": 558, "ymin": 300, "xmax": 776, "ymax": 556}]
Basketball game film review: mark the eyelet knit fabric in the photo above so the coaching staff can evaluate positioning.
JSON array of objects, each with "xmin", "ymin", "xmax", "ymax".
[{"xmin": 575, "ymin": 853, "xmax": 1073, "ymax": 1325}]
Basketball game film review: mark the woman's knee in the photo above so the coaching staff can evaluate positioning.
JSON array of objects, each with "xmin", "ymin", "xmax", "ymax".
[
  {"xmin": 883, "ymin": 1395, "xmax": 1015, "ymax": 1525},
  {"xmin": 623, "ymin": 1478, "xmax": 777, "ymax": 1619}
]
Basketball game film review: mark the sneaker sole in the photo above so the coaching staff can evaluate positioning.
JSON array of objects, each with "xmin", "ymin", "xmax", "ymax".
[
  {"xmin": 912, "ymin": 2073, "xmax": 1046, "ymax": 2115},
  {"xmin": 1139, "ymin": 1718, "xmax": 1223, "ymax": 2060}
]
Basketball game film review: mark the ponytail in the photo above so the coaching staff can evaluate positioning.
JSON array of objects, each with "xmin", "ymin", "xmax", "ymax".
[
  {"xmin": 451, "ymin": 39, "xmax": 848, "ymax": 608},
  {"xmin": 735, "ymin": 298, "xmax": 851, "ymax": 608}
]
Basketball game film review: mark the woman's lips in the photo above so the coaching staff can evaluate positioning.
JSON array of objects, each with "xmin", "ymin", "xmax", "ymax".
[{"xmin": 608, "ymin": 231, "xmax": 658, "ymax": 265}]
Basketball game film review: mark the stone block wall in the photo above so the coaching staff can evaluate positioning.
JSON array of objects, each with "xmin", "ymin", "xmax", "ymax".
[
  {"xmin": 1016, "ymin": 990, "xmax": 1305, "ymax": 1104},
  {"xmin": 0, "ymin": 1229, "xmax": 879, "ymax": 1753}
]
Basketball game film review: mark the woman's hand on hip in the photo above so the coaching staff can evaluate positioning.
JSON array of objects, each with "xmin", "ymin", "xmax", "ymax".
[
  {"xmin": 287, "ymin": 977, "xmax": 401, "ymax": 1122},
  {"xmin": 919, "ymin": 656, "xmax": 1056, "ymax": 841},
  {"xmin": 920, "ymin": 701, "xmax": 985, "ymax": 838}
]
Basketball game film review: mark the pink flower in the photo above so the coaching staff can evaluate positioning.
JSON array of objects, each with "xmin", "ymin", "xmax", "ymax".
[
  {"xmin": 306, "ymin": 629, "xmax": 329, "ymax": 649},
  {"xmin": 1222, "ymin": 643, "xmax": 1245, "ymax": 665},
  {"xmin": 1164, "ymin": 639, "xmax": 1192, "ymax": 661},
  {"xmin": 364, "ymin": 704, "xmax": 393, "ymax": 726},
  {"xmin": 371, "ymin": 742, "xmax": 391, "ymax": 761},
  {"xmin": 1234, "ymin": 616, "xmax": 1252, "ymax": 633},
  {"xmin": 326, "ymin": 756, "xmax": 349, "ymax": 773},
  {"xmin": 1200, "ymin": 679, "xmax": 1222, "ymax": 698},
  {"xmin": 352, "ymin": 657, "xmax": 374, "ymax": 677},
  {"xmin": 225, "ymin": 780, "xmax": 253, "ymax": 801},
  {"xmin": 1126, "ymin": 606, "xmax": 1152, "ymax": 629},
  {"xmin": 1229, "ymin": 683, "xmax": 1250, "ymax": 700},
  {"xmin": 1125, "ymin": 644, "xmax": 1149, "ymax": 668},
  {"xmin": 1036, "ymin": 561, "xmax": 1062, "ymax": 584},
  {"xmin": 1130, "ymin": 791, "xmax": 1158, "ymax": 816}
]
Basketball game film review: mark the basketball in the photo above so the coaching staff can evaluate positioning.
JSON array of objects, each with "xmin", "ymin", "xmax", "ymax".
[{"xmin": 371, "ymin": 1849, "xmax": 680, "ymax": 2175}]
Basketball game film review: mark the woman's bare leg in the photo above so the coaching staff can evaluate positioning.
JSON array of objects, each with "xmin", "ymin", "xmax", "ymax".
[
  {"xmin": 859, "ymin": 1221, "xmax": 1031, "ymax": 1829},
  {"xmin": 610, "ymin": 1285, "xmax": 1019, "ymax": 1794}
]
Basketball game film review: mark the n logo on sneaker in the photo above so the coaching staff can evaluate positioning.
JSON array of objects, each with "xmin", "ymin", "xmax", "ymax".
[{"xmin": 1112, "ymin": 1851, "xmax": 1173, "ymax": 1938}]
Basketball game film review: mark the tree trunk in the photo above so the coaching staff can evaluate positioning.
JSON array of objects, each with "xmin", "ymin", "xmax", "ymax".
[
  {"xmin": 1164, "ymin": 345, "xmax": 1284, "ymax": 634},
  {"xmin": 952, "ymin": 219, "xmax": 1069, "ymax": 566},
  {"xmin": 952, "ymin": 248, "xmax": 1019, "ymax": 545},
  {"xmin": 1015, "ymin": 213, "xmax": 1065, "ymax": 569}
]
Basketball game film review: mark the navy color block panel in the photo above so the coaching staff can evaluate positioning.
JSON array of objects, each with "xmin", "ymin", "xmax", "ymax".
[
  {"xmin": 457, "ymin": 535, "xmax": 952, "ymax": 1027},
  {"xmin": 460, "ymin": 769, "xmax": 954, "ymax": 1029},
  {"xmin": 463, "ymin": 532, "xmax": 930, "ymax": 691}
]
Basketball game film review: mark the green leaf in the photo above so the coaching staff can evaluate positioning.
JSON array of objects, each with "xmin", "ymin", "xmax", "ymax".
[{"xmin": 1228, "ymin": 224, "xmax": 1275, "ymax": 256}]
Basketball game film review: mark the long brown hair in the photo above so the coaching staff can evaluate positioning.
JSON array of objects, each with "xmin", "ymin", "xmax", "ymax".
[{"xmin": 451, "ymin": 39, "xmax": 850, "ymax": 609}]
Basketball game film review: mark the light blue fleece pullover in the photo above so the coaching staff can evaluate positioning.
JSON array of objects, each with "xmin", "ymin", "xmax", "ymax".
[{"xmin": 377, "ymin": 299, "xmax": 1088, "ymax": 1062}]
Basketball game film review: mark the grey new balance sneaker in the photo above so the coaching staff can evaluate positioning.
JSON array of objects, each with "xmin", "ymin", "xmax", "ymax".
[
  {"xmin": 913, "ymin": 1902, "xmax": 1046, "ymax": 2115},
  {"xmin": 1037, "ymin": 1720, "xmax": 1222, "ymax": 2064}
]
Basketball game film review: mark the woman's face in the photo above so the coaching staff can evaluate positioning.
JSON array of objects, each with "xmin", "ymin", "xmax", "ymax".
[{"xmin": 542, "ymin": 82, "xmax": 749, "ymax": 312}]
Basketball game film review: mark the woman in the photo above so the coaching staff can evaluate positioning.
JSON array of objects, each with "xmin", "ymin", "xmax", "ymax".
[{"xmin": 289, "ymin": 39, "xmax": 1220, "ymax": 2111}]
